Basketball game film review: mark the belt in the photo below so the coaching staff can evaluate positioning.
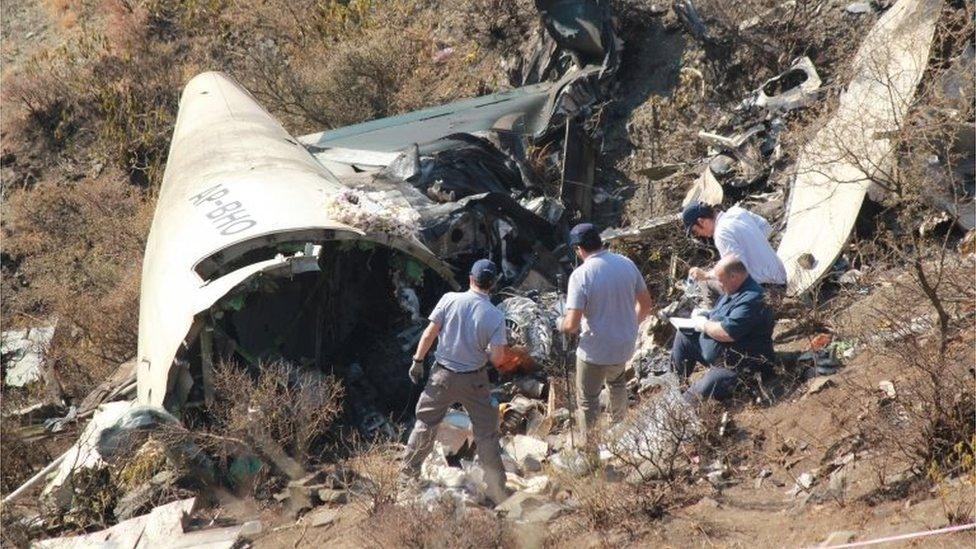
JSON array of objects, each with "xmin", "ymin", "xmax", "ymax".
[{"xmin": 437, "ymin": 363, "xmax": 487, "ymax": 375}]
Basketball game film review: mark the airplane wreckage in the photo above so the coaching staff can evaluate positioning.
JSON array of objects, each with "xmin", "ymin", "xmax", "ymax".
[{"xmin": 138, "ymin": 1, "xmax": 621, "ymax": 423}]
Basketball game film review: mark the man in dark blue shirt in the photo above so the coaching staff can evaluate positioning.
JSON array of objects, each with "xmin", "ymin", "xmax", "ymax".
[{"xmin": 670, "ymin": 256, "xmax": 775, "ymax": 403}]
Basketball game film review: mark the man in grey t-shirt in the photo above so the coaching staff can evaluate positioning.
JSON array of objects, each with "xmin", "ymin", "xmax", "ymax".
[
  {"xmin": 401, "ymin": 259, "xmax": 511, "ymax": 505},
  {"xmin": 560, "ymin": 224, "xmax": 652, "ymax": 433}
]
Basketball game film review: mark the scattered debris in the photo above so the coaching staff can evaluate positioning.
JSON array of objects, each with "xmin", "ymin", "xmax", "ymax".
[
  {"xmin": 739, "ymin": 57, "xmax": 822, "ymax": 113},
  {"xmin": 503, "ymin": 435, "xmax": 549, "ymax": 466},
  {"xmin": 878, "ymin": 380, "xmax": 897, "ymax": 401},
  {"xmin": 787, "ymin": 471, "xmax": 817, "ymax": 497},
  {"xmin": 1, "ymin": 323, "xmax": 56, "ymax": 387},
  {"xmin": 35, "ymin": 497, "xmax": 261, "ymax": 549},
  {"xmin": 805, "ymin": 377, "xmax": 836, "ymax": 396},
  {"xmin": 437, "ymin": 409, "xmax": 474, "ymax": 458}
]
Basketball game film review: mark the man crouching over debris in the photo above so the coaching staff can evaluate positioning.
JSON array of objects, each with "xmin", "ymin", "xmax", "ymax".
[
  {"xmin": 561, "ymin": 223, "xmax": 653, "ymax": 434},
  {"xmin": 671, "ymin": 255, "xmax": 775, "ymax": 403},
  {"xmin": 401, "ymin": 259, "xmax": 511, "ymax": 505},
  {"xmin": 682, "ymin": 200, "xmax": 786, "ymax": 291}
]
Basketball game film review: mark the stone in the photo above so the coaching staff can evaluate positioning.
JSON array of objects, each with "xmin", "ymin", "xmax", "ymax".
[
  {"xmin": 308, "ymin": 507, "xmax": 339, "ymax": 528},
  {"xmin": 522, "ymin": 502, "xmax": 565, "ymax": 523},
  {"xmin": 844, "ymin": 2, "xmax": 872, "ymax": 13},
  {"xmin": 706, "ymin": 470, "xmax": 726, "ymax": 486},
  {"xmin": 495, "ymin": 492, "xmax": 547, "ymax": 520},
  {"xmin": 828, "ymin": 468, "xmax": 848, "ymax": 495},
  {"xmin": 787, "ymin": 472, "xmax": 817, "ymax": 497},
  {"xmin": 317, "ymin": 488, "xmax": 348, "ymax": 504},
  {"xmin": 878, "ymin": 380, "xmax": 896, "ymax": 400},
  {"xmin": 522, "ymin": 456, "xmax": 543, "ymax": 473},
  {"xmin": 504, "ymin": 435, "xmax": 549, "ymax": 464},
  {"xmin": 806, "ymin": 377, "xmax": 835, "ymax": 396},
  {"xmin": 820, "ymin": 531, "xmax": 857, "ymax": 546},
  {"xmin": 699, "ymin": 496, "xmax": 721, "ymax": 508},
  {"xmin": 709, "ymin": 154, "xmax": 737, "ymax": 176},
  {"xmin": 239, "ymin": 520, "xmax": 263, "ymax": 536}
]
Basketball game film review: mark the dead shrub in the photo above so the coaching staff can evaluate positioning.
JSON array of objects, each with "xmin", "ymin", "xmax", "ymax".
[
  {"xmin": 553, "ymin": 468, "xmax": 670, "ymax": 541},
  {"xmin": 343, "ymin": 437, "xmax": 402, "ymax": 515},
  {"xmin": 202, "ymin": 360, "xmax": 345, "ymax": 468},
  {"xmin": 359, "ymin": 500, "xmax": 515, "ymax": 548},
  {"xmin": 859, "ymin": 337, "xmax": 975, "ymax": 480}
]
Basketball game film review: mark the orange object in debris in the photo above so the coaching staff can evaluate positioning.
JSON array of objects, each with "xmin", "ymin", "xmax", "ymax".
[
  {"xmin": 810, "ymin": 333, "xmax": 833, "ymax": 350},
  {"xmin": 496, "ymin": 346, "xmax": 531, "ymax": 375}
]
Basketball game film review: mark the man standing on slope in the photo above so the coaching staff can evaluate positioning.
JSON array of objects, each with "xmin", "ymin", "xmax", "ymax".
[
  {"xmin": 401, "ymin": 259, "xmax": 511, "ymax": 505},
  {"xmin": 560, "ymin": 223, "xmax": 653, "ymax": 435},
  {"xmin": 682, "ymin": 201, "xmax": 787, "ymax": 290}
]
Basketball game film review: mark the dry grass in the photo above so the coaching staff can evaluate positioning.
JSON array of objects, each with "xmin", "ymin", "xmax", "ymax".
[
  {"xmin": 358, "ymin": 500, "xmax": 515, "ymax": 548},
  {"xmin": 1, "ymin": 175, "xmax": 150, "ymax": 397}
]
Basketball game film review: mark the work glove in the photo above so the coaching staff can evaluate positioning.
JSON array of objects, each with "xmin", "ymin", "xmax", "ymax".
[
  {"xmin": 691, "ymin": 315, "xmax": 708, "ymax": 332},
  {"xmin": 409, "ymin": 358, "xmax": 425, "ymax": 385}
]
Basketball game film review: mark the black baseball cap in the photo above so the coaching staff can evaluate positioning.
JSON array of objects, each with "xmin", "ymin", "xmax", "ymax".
[
  {"xmin": 681, "ymin": 201, "xmax": 714, "ymax": 235},
  {"xmin": 470, "ymin": 259, "xmax": 498, "ymax": 286},
  {"xmin": 568, "ymin": 223, "xmax": 602, "ymax": 249}
]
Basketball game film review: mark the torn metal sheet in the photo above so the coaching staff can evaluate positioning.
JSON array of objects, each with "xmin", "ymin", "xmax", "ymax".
[
  {"xmin": 298, "ymin": 83, "xmax": 554, "ymax": 154},
  {"xmin": 2, "ymin": 323, "xmax": 56, "ymax": 387},
  {"xmin": 682, "ymin": 167, "xmax": 724, "ymax": 207},
  {"xmin": 536, "ymin": 0, "xmax": 621, "ymax": 74},
  {"xmin": 776, "ymin": 0, "xmax": 943, "ymax": 296},
  {"xmin": 34, "ymin": 497, "xmax": 259, "ymax": 549},
  {"xmin": 600, "ymin": 214, "xmax": 679, "ymax": 243},
  {"xmin": 740, "ymin": 56, "xmax": 822, "ymax": 113}
]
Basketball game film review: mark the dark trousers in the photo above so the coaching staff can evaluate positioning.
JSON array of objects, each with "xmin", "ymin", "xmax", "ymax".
[{"xmin": 670, "ymin": 330, "xmax": 741, "ymax": 403}]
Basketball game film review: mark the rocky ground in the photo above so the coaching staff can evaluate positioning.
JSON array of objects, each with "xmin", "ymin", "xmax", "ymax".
[{"xmin": 1, "ymin": 0, "xmax": 974, "ymax": 547}]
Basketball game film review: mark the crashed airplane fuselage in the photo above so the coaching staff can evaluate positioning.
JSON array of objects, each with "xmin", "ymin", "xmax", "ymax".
[
  {"xmin": 137, "ymin": 70, "xmax": 602, "ymax": 414},
  {"xmin": 138, "ymin": 0, "xmax": 620, "ymax": 416},
  {"xmin": 138, "ymin": 72, "xmax": 453, "ymax": 410}
]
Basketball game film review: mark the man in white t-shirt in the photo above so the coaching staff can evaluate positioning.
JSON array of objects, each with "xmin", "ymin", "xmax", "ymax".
[{"xmin": 681, "ymin": 201, "xmax": 787, "ymax": 288}]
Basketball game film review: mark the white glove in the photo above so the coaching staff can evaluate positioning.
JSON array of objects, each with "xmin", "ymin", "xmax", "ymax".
[
  {"xmin": 691, "ymin": 315, "xmax": 708, "ymax": 332},
  {"xmin": 409, "ymin": 358, "xmax": 425, "ymax": 385}
]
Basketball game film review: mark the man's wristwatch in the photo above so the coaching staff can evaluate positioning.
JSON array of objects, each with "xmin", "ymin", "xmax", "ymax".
[{"xmin": 412, "ymin": 357, "xmax": 424, "ymax": 364}]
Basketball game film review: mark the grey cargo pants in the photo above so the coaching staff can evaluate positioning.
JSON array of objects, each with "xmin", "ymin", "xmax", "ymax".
[
  {"xmin": 402, "ymin": 364, "xmax": 508, "ymax": 503},
  {"xmin": 576, "ymin": 356, "xmax": 628, "ymax": 432}
]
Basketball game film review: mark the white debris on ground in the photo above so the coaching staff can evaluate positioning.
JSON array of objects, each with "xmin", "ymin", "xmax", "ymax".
[
  {"xmin": 33, "ymin": 497, "xmax": 262, "ymax": 549},
  {"xmin": 2, "ymin": 323, "xmax": 56, "ymax": 387},
  {"xmin": 42, "ymin": 402, "xmax": 181, "ymax": 508}
]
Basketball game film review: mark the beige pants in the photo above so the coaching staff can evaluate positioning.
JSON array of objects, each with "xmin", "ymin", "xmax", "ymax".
[
  {"xmin": 402, "ymin": 364, "xmax": 508, "ymax": 503},
  {"xmin": 576, "ymin": 357, "xmax": 628, "ymax": 432}
]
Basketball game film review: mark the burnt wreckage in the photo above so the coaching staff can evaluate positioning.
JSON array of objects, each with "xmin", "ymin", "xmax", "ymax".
[{"xmin": 137, "ymin": 1, "xmax": 621, "ymax": 431}]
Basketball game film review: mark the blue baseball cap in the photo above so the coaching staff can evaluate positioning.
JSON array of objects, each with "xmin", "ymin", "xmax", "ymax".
[
  {"xmin": 568, "ymin": 223, "xmax": 602, "ymax": 249},
  {"xmin": 681, "ymin": 201, "xmax": 714, "ymax": 235},
  {"xmin": 470, "ymin": 259, "xmax": 498, "ymax": 286}
]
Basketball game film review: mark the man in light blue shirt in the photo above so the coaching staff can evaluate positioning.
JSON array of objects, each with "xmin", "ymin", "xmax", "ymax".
[
  {"xmin": 560, "ymin": 224, "xmax": 653, "ymax": 433},
  {"xmin": 401, "ymin": 259, "xmax": 511, "ymax": 505}
]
